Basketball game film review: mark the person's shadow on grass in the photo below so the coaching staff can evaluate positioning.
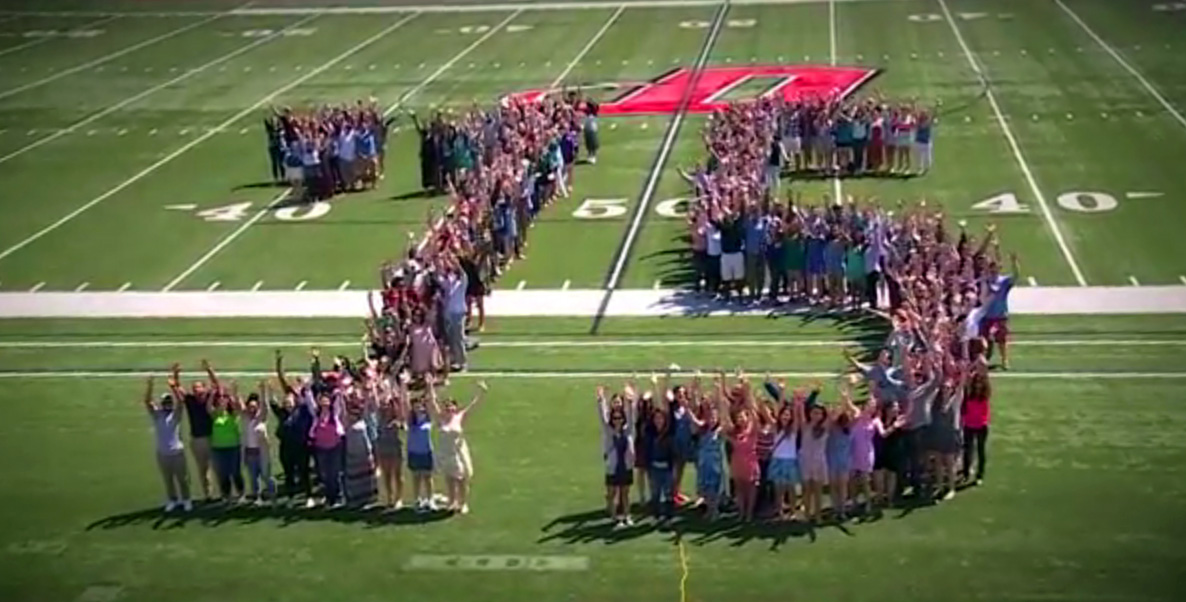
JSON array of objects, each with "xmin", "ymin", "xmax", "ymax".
[
  {"xmin": 539, "ymin": 505, "xmax": 875, "ymax": 551},
  {"xmin": 85, "ymin": 501, "xmax": 452, "ymax": 531}
]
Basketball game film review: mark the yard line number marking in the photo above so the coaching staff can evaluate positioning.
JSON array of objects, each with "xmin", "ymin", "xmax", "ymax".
[
  {"xmin": 187, "ymin": 200, "xmax": 332, "ymax": 222},
  {"xmin": 574, "ymin": 191, "xmax": 1126, "ymax": 220}
]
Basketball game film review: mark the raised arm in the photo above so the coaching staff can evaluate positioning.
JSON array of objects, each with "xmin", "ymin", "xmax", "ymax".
[
  {"xmin": 596, "ymin": 385, "xmax": 610, "ymax": 427},
  {"xmin": 425, "ymin": 374, "xmax": 443, "ymax": 420},
  {"xmin": 274, "ymin": 349, "xmax": 296, "ymax": 396},
  {"xmin": 167, "ymin": 363, "xmax": 185, "ymax": 400},
  {"xmin": 460, "ymin": 381, "xmax": 488, "ymax": 418},
  {"xmin": 143, "ymin": 376, "xmax": 156, "ymax": 413},
  {"xmin": 201, "ymin": 358, "xmax": 220, "ymax": 393}
]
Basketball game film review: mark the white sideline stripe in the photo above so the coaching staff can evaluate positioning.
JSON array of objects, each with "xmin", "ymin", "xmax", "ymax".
[
  {"xmin": 0, "ymin": 12, "xmax": 419, "ymax": 267},
  {"xmin": 937, "ymin": 0, "xmax": 1087, "ymax": 287},
  {"xmin": 0, "ymin": 14, "xmax": 321, "ymax": 166},
  {"xmin": 1053, "ymin": 0, "xmax": 1186, "ymax": 132},
  {"xmin": 162, "ymin": 189, "xmax": 292, "ymax": 291},
  {"xmin": 828, "ymin": 0, "xmax": 842, "ymax": 204},
  {"xmin": 0, "ymin": 369, "xmax": 1183, "ymax": 380},
  {"xmin": 2, "ymin": 287, "xmax": 1185, "ymax": 317},
  {"xmin": 382, "ymin": 10, "xmax": 520, "ymax": 117},
  {"xmin": 546, "ymin": 4, "xmax": 625, "ymax": 89},
  {"xmin": 0, "ymin": 14, "xmax": 228, "ymax": 101},
  {"xmin": 0, "ymin": 16, "xmax": 119, "ymax": 59},
  {"xmin": 604, "ymin": 2, "xmax": 726, "ymax": 292},
  {"xmin": 2, "ymin": 339, "xmax": 1184, "ymax": 349}
]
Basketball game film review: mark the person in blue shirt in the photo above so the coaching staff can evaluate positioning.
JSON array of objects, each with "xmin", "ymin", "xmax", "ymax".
[
  {"xmin": 982, "ymin": 252, "xmax": 1020, "ymax": 369},
  {"xmin": 742, "ymin": 206, "xmax": 769, "ymax": 303},
  {"xmin": 914, "ymin": 109, "xmax": 935, "ymax": 175}
]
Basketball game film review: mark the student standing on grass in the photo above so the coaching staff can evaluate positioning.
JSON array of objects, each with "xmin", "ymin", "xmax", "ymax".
[
  {"xmin": 598, "ymin": 384, "xmax": 637, "ymax": 528},
  {"xmin": 427, "ymin": 377, "xmax": 487, "ymax": 515},
  {"xmin": 767, "ymin": 393, "xmax": 802, "ymax": 522},
  {"xmin": 583, "ymin": 99, "xmax": 600, "ymax": 164},
  {"xmin": 309, "ymin": 390, "xmax": 346, "ymax": 508},
  {"xmin": 872, "ymin": 400, "xmax": 906, "ymax": 507},
  {"xmin": 930, "ymin": 367, "xmax": 965, "ymax": 502},
  {"xmin": 407, "ymin": 388, "xmax": 438, "ymax": 513},
  {"xmin": 982, "ymin": 251, "xmax": 1020, "ymax": 370},
  {"xmin": 687, "ymin": 376, "xmax": 727, "ymax": 520},
  {"xmin": 633, "ymin": 391, "xmax": 654, "ymax": 509},
  {"xmin": 961, "ymin": 372, "xmax": 991, "ymax": 486},
  {"xmin": 169, "ymin": 363, "xmax": 213, "ymax": 502},
  {"xmin": 827, "ymin": 389, "xmax": 857, "ymax": 521},
  {"xmin": 714, "ymin": 207, "xmax": 746, "ymax": 301},
  {"xmin": 798, "ymin": 402, "xmax": 829, "ymax": 524},
  {"xmin": 144, "ymin": 377, "xmax": 192, "ymax": 512},
  {"xmin": 373, "ymin": 377, "xmax": 407, "ymax": 510},
  {"xmin": 272, "ymin": 351, "xmax": 315, "ymax": 506},
  {"xmin": 849, "ymin": 388, "xmax": 880, "ymax": 515},
  {"xmin": 645, "ymin": 400, "xmax": 677, "ymax": 522},
  {"xmin": 208, "ymin": 380, "xmax": 246, "ymax": 503},
  {"xmin": 242, "ymin": 387, "xmax": 276, "ymax": 504},
  {"xmin": 343, "ymin": 388, "xmax": 378, "ymax": 509},
  {"xmin": 722, "ymin": 372, "xmax": 760, "ymax": 522},
  {"xmin": 743, "ymin": 204, "xmax": 769, "ymax": 303}
]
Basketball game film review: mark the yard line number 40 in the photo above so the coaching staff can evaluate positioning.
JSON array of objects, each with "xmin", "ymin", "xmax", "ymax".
[
  {"xmin": 572, "ymin": 190, "xmax": 1125, "ymax": 220},
  {"xmin": 191, "ymin": 201, "xmax": 331, "ymax": 222}
]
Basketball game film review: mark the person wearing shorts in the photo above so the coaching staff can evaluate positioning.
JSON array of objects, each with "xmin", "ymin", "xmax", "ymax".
[
  {"xmin": 406, "ymin": 401, "xmax": 437, "ymax": 512},
  {"xmin": 768, "ymin": 406, "xmax": 801, "ymax": 521},
  {"xmin": 715, "ymin": 212, "xmax": 745, "ymax": 299}
]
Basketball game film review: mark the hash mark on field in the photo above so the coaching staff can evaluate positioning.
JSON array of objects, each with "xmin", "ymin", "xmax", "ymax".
[
  {"xmin": 269, "ymin": 66, "xmax": 276, "ymax": 72},
  {"xmin": 251, "ymin": 280, "xmax": 263, "ymax": 292},
  {"xmin": 179, "ymin": 128, "xmax": 190, "ymax": 135},
  {"xmin": 1128, "ymin": 276, "xmax": 1140, "ymax": 286},
  {"xmin": 295, "ymin": 281, "xmax": 307, "ymax": 291},
  {"xmin": 117, "ymin": 282, "xmax": 131, "ymax": 292},
  {"xmin": 516, "ymin": 280, "xmax": 526, "ymax": 290},
  {"xmin": 117, "ymin": 129, "xmax": 127, "ymax": 136},
  {"xmin": 652, "ymin": 279, "xmax": 661, "ymax": 290},
  {"xmin": 149, "ymin": 129, "xmax": 157, "ymax": 135},
  {"xmin": 206, "ymin": 281, "xmax": 221, "ymax": 291},
  {"xmin": 338, "ymin": 280, "xmax": 350, "ymax": 291},
  {"xmin": 561, "ymin": 279, "xmax": 570, "ymax": 291},
  {"xmin": 239, "ymin": 127, "xmax": 248, "ymax": 134},
  {"xmin": 74, "ymin": 282, "xmax": 89, "ymax": 292},
  {"xmin": 29, "ymin": 282, "xmax": 45, "ymax": 293},
  {"xmin": 1179, "ymin": 275, "xmax": 1186, "ymax": 285},
  {"xmin": 1027, "ymin": 276, "xmax": 1038, "ymax": 287},
  {"xmin": 86, "ymin": 130, "xmax": 96, "ymax": 136}
]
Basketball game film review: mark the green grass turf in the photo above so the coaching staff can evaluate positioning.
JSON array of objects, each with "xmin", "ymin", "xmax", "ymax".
[{"xmin": 1, "ymin": 353, "xmax": 1185, "ymax": 602}]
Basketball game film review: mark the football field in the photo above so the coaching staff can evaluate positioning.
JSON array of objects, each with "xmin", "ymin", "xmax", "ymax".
[{"xmin": 1, "ymin": 0, "xmax": 1185, "ymax": 601}]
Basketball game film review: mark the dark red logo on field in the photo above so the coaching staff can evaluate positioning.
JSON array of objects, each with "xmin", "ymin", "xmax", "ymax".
[{"xmin": 506, "ymin": 65, "xmax": 878, "ymax": 115}]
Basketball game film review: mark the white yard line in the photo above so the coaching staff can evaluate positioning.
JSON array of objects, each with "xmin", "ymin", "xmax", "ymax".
[
  {"xmin": 0, "ymin": 15, "xmax": 321, "ymax": 166},
  {"xmin": 0, "ymin": 369, "xmax": 1183, "ymax": 380},
  {"xmin": 1, "ymin": 338, "xmax": 1184, "ymax": 349},
  {"xmin": 0, "ymin": 12, "xmax": 419, "ymax": 267},
  {"xmin": 828, "ymin": 0, "xmax": 842, "ymax": 203},
  {"xmin": 163, "ymin": 188, "xmax": 292, "ymax": 291},
  {"xmin": 1052, "ymin": 0, "xmax": 1186, "ymax": 132},
  {"xmin": 603, "ymin": 2, "xmax": 727, "ymax": 292},
  {"xmin": 545, "ymin": 4, "xmax": 625, "ymax": 89},
  {"xmin": 936, "ymin": 0, "xmax": 1088, "ymax": 287},
  {"xmin": 382, "ymin": 10, "xmax": 521, "ymax": 117},
  {"xmin": 0, "ymin": 15, "xmax": 120, "ymax": 59},
  {"xmin": 0, "ymin": 14, "xmax": 228, "ymax": 101}
]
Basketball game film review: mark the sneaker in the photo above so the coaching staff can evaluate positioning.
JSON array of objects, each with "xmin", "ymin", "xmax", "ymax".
[
  {"xmin": 624, "ymin": 515, "xmax": 635, "ymax": 527},
  {"xmin": 460, "ymin": 504, "xmax": 470, "ymax": 515},
  {"xmin": 163, "ymin": 501, "xmax": 177, "ymax": 512},
  {"xmin": 305, "ymin": 498, "xmax": 318, "ymax": 509},
  {"xmin": 942, "ymin": 490, "xmax": 956, "ymax": 501},
  {"xmin": 393, "ymin": 499, "xmax": 404, "ymax": 511},
  {"xmin": 674, "ymin": 492, "xmax": 689, "ymax": 506},
  {"xmin": 181, "ymin": 500, "xmax": 193, "ymax": 512},
  {"xmin": 975, "ymin": 478, "xmax": 983, "ymax": 487},
  {"xmin": 426, "ymin": 499, "xmax": 438, "ymax": 511},
  {"xmin": 330, "ymin": 501, "xmax": 345, "ymax": 509},
  {"xmin": 613, "ymin": 519, "xmax": 625, "ymax": 529}
]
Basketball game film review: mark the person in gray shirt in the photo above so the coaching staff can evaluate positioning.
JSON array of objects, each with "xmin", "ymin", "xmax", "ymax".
[
  {"xmin": 901, "ymin": 352, "xmax": 940, "ymax": 499},
  {"xmin": 144, "ymin": 377, "xmax": 192, "ymax": 512}
]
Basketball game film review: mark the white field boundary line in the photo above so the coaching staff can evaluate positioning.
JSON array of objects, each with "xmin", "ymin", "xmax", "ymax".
[
  {"xmin": 168, "ymin": 10, "xmax": 506, "ymax": 290},
  {"xmin": 1, "ymin": 369, "xmax": 1183, "ymax": 380},
  {"xmin": 0, "ymin": 15, "xmax": 121, "ymax": 59},
  {"xmin": 2, "ymin": 339, "xmax": 1184, "ymax": 349},
  {"xmin": 0, "ymin": 13, "xmax": 230, "ymax": 101},
  {"xmin": 0, "ymin": 0, "xmax": 915, "ymax": 18},
  {"xmin": 1052, "ymin": 0, "xmax": 1186, "ymax": 132},
  {"xmin": 0, "ymin": 14, "xmax": 321, "ymax": 167},
  {"xmin": 936, "ymin": 0, "xmax": 1088, "ymax": 287},
  {"xmin": 828, "ymin": 0, "xmax": 842, "ymax": 203},
  {"xmin": 602, "ymin": 1, "xmax": 727, "ymax": 292},
  {"xmin": 0, "ymin": 12, "xmax": 420, "ymax": 267},
  {"xmin": 546, "ymin": 4, "xmax": 625, "ymax": 90},
  {"xmin": 381, "ymin": 10, "xmax": 521, "ymax": 117}
]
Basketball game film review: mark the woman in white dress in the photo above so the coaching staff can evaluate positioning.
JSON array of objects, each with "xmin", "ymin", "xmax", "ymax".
[{"xmin": 427, "ymin": 376, "xmax": 488, "ymax": 515}]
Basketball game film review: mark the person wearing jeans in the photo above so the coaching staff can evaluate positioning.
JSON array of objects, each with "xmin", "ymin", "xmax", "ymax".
[
  {"xmin": 272, "ymin": 351, "xmax": 315, "ymax": 504},
  {"xmin": 309, "ymin": 393, "xmax": 346, "ymax": 507},
  {"xmin": 645, "ymin": 410, "xmax": 676, "ymax": 521},
  {"xmin": 209, "ymin": 392, "xmax": 245, "ymax": 502},
  {"xmin": 242, "ymin": 390, "xmax": 276, "ymax": 503}
]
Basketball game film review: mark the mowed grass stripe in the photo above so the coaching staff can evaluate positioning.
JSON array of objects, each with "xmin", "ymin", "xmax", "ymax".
[
  {"xmin": 0, "ymin": 14, "xmax": 419, "ymax": 290},
  {"xmin": 0, "ymin": 15, "xmax": 320, "ymax": 166},
  {"xmin": 947, "ymin": 0, "xmax": 1186, "ymax": 285}
]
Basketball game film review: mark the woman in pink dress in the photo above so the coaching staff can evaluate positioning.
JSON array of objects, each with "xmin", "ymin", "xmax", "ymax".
[
  {"xmin": 848, "ymin": 381, "xmax": 881, "ymax": 515},
  {"xmin": 719, "ymin": 372, "xmax": 759, "ymax": 522},
  {"xmin": 406, "ymin": 309, "xmax": 440, "ymax": 382}
]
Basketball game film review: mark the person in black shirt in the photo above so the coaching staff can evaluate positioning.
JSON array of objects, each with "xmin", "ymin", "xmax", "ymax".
[
  {"xmin": 713, "ymin": 209, "xmax": 746, "ymax": 300},
  {"xmin": 272, "ymin": 350, "xmax": 315, "ymax": 505},
  {"xmin": 169, "ymin": 362, "xmax": 218, "ymax": 501}
]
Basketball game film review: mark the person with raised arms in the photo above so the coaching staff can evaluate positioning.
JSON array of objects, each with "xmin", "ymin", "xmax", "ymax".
[
  {"xmin": 143, "ymin": 376, "xmax": 192, "ymax": 512},
  {"xmin": 597, "ymin": 381, "xmax": 638, "ymax": 528},
  {"xmin": 426, "ymin": 376, "xmax": 488, "ymax": 515}
]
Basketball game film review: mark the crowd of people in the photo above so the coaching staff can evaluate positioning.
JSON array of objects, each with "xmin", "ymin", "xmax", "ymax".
[
  {"xmin": 363, "ymin": 93, "xmax": 600, "ymax": 370},
  {"xmin": 144, "ymin": 353, "xmax": 489, "ymax": 514},
  {"xmin": 264, "ymin": 101, "xmax": 392, "ymax": 202},
  {"xmin": 679, "ymin": 95, "xmax": 951, "ymax": 304}
]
